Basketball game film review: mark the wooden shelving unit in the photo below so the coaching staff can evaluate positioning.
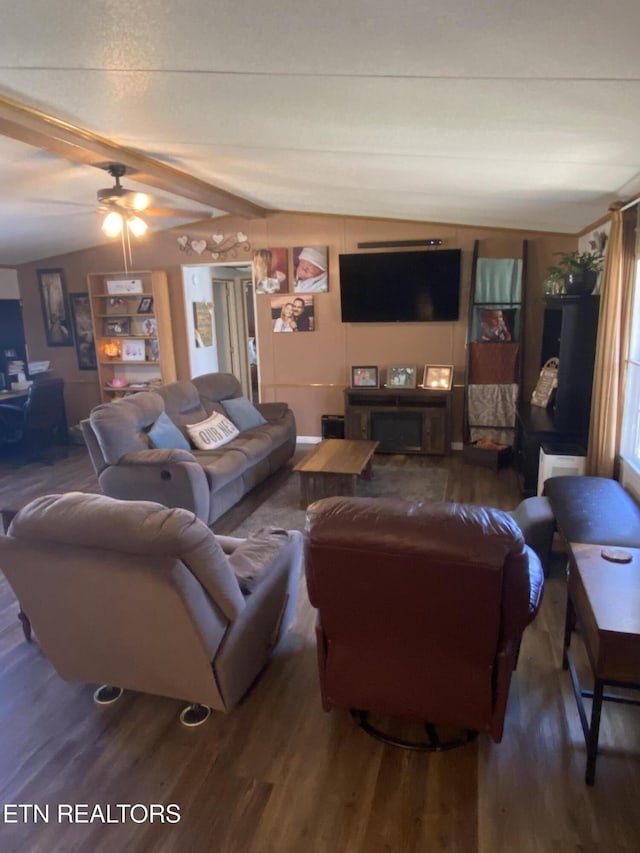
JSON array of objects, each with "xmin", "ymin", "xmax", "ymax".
[{"xmin": 87, "ymin": 270, "xmax": 176, "ymax": 402}]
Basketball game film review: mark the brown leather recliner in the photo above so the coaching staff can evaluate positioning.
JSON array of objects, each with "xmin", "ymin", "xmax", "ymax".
[{"xmin": 304, "ymin": 496, "xmax": 544, "ymax": 743}]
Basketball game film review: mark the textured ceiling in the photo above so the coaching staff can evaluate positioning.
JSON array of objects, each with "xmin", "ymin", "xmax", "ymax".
[{"xmin": 1, "ymin": 0, "xmax": 640, "ymax": 265}]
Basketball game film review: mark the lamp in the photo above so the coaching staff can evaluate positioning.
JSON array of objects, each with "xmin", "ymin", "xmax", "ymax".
[
  {"xmin": 101, "ymin": 211, "xmax": 148, "ymax": 238},
  {"xmin": 102, "ymin": 211, "xmax": 123, "ymax": 237},
  {"xmin": 103, "ymin": 340, "xmax": 120, "ymax": 360},
  {"xmin": 126, "ymin": 215, "xmax": 147, "ymax": 237}
]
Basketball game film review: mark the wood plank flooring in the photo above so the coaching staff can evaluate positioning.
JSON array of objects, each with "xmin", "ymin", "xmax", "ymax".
[{"xmin": 0, "ymin": 447, "xmax": 639, "ymax": 852}]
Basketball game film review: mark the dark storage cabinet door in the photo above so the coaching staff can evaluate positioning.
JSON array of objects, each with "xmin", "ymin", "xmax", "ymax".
[
  {"xmin": 549, "ymin": 296, "xmax": 600, "ymax": 439},
  {"xmin": 515, "ymin": 295, "xmax": 599, "ymax": 496}
]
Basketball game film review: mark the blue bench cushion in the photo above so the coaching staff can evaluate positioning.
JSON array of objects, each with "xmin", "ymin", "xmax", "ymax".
[{"xmin": 544, "ymin": 476, "xmax": 640, "ymax": 547}]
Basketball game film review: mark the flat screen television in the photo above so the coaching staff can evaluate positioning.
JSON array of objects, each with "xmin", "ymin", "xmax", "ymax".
[{"xmin": 339, "ymin": 249, "xmax": 461, "ymax": 322}]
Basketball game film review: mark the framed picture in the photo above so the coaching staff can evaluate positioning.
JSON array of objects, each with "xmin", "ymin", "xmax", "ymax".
[
  {"xmin": 293, "ymin": 246, "xmax": 328, "ymax": 293},
  {"xmin": 37, "ymin": 268, "xmax": 73, "ymax": 347},
  {"xmin": 253, "ymin": 247, "xmax": 289, "ymax": 294},
  {"xmin": 422, "ymin": 364, "xmax": 453, "ymax": 391},
  {"xmin": 104, "ymin": 318, "xmax": 130, "ymax": 336},
  {"xmin": 474, "ymin": 308, "xmax": 517, "ymax": 343},
  {"xmin": 531, "ymin": 358, "xmax": 559, "ymax": 408},
  {"xmin": 137, "ymin": 296, "xmax": 154, "ymax": 313},
  {"xmin": 193, "ymin": 301, "xmax": 214, "ymax": 347},
  {"xmin": 106, "ymin": 297, "xmax": 128, "ymax": 315},
  {"xmin": 106, "ymin": 278, "xmax": 143, "ymax": 295},
  {"xmin": 146, "ymin": 339, "xmax": 160, "ymax": 362},
  {"xmin": 270, "ymin": 294, "xmax": 315, "ymax": 332},
  {"xmin": 131, "ymin": 316, "xmax": 157, "ymax": 336},
  {"xmin": 69, "ymin": 293, "xmax": 97, "ymax": 371},
  {"xmin": 351, "ymin": 366, "xmax": 379, "ymax": 388},
  {"xmin": 121, "ymin": 339, "xmax": 146, "ymax": 361},
  {"xmin": 386, "ymin": 365, "xmax": 417, "ymax": 389}
]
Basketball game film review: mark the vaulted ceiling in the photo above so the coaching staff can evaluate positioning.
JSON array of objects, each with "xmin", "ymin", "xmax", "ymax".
[{"xmin": 1, "ymin": 0, "xmax": 639, "ymax": 265}]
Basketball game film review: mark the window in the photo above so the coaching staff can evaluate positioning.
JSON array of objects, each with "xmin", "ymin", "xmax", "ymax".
[{"xmin": 620, "ymin": 259, "xmax": 640, "ymax": 490}]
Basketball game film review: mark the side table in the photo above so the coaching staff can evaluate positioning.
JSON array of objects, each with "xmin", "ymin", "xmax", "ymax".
[{"xmin": 563, "ymin": 542, "xmax": 640, "ymax": 785}]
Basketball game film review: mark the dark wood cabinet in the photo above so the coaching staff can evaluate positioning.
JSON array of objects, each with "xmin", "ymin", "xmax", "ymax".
[
  {"xmin": 344, "ymin": 387, "xmax": 452, "ymax": 455},
  {"xmin": 516, "ymin": 294, "xmax": 600, "ymax": 495}
]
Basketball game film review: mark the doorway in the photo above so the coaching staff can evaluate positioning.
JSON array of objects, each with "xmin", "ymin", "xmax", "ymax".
[{"xmin": 181, "ymin": 263, "xmax": 259, "ymax": 402}]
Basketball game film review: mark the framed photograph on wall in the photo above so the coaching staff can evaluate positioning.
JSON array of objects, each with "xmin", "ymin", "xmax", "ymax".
[
  {"xmin": 422, "ymin": 364, "xmax": 453, "ymax": 391},
  {"xmin": 253, "ymin": 247, "xmax": 289, "ymax": 294},
  {"xmin": 386, "ymin": 365, "xmax": 417, "ymax": 389},
  {"xmin": 351, "ymin": 366, "xmax": 379, "ymax": 388},
  {"xmin": 69, "ymin": 292, "xmax": 97, "ymax": 371},
  {"xmin": 121, "ymin": 339, "xmax": 146, "ymax": 362},
  {"xmin": 293, "ymin": 246, "xmax": 328, "ymax": 293},
  {"xmin": 37, "ymin": 268, "xmax": 73, "ymax": 347},
  {"xmin": 270, "ymin": 294, "xmax": 315, "ymax": 332}
]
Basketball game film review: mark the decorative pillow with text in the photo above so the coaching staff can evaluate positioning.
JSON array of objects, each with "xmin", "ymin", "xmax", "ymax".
[{"xmin": 186, "ymin": 411, "xmax": 239, "ymax": 450}]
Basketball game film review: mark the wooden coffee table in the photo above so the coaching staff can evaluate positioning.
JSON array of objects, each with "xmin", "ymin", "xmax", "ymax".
[
  {"xmin": 563, "ymin": 542, "xmax": 640, "ymax": 785},
  {"xmin": 293, "ymin": 439, "xmax": 379, "ymax": 508}
]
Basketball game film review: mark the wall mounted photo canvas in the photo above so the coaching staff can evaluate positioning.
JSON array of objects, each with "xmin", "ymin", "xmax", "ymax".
[
  {"xmin": 271, "ymin": 294, "xmax": 315, "ymax": 332},
  {"xmin": 253, "ymin": 248, "xmax": 289, "ymax": 294},
  {"xmin": 293, "ymin": 246, "xmax": 328, "ymax": 292},
  {"xmin": 69, "ymin": 293, "xmax": 97, "ymax": 370},
  {"xmin": 37, "ymin": 268, "xmax": 72, "ymax": 347}
]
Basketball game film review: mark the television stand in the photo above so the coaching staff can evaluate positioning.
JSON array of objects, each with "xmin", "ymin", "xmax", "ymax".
[{"xmin": 344, "ymin": 387, "xmax": 452, "ymax": 455}]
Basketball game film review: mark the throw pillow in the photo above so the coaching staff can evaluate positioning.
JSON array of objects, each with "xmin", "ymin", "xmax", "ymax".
[
  {"xmin": 186, "ymin": 411, "xmax": 239, "ymax": 450},
  {"xmin": 221, "ymin": 396, "xmax": 267, "ymax": 431},
  {"xmin": 147, "ymin": 411, "xmax": 190, "ymax": 451}
]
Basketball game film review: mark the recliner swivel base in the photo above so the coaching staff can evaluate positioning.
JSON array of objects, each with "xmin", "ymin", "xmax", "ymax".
[{"xmin": 350, "ymin": 710, "xmax": 477, "ymax": 751}]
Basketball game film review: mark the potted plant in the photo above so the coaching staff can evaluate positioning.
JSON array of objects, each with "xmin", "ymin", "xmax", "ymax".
[
  {"xmin": 552, "ymin": 250, "xmax": 604, "ymax": 296},
  {"xmin": 542, "ymin": 264, "xmax": 566, "ymax": 295}
]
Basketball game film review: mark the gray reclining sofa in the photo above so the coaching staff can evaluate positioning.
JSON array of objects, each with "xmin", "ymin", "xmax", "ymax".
[{"xmin": 82, "ymin": 373, "xmax": 296, "ymax": 525}]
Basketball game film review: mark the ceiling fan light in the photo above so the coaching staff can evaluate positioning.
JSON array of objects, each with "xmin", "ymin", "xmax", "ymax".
[
  {"xmin": 130, "ymin": 193, "xmax": 150, "ymax": 211},
  {"xmin": 102, "ymin": 211, "xmax": 123, "ymax": 237},
  {"xmin": 127, "ymin": 215, "xmax": 148, "ymax": 237}
]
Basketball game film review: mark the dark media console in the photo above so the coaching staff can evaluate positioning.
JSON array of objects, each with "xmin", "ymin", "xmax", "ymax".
[{"xmin": 344, "ymin": 387, "xmax": 452, "ymax": 455}]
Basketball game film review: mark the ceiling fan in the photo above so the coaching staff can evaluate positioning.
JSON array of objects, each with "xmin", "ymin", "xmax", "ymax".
[{"xmin": 96, "ymin": 163, "xmax": 212, "ymax": 236}]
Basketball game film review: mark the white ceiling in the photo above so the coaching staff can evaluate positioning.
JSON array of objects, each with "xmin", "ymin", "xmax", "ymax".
[{"xmin": 1, "ymin": 0, "xmax": 640, "ymax": 265}]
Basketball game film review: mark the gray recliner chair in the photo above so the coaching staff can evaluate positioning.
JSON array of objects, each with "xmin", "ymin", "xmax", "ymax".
[{"xmin": 0, "ymin": 492, "xmax": 302, "ymax": 725}]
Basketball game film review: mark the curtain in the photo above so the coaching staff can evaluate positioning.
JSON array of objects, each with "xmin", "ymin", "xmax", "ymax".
[{"xmin": 587, "ymin": 206, "xmax": 637, "ymax": 477}]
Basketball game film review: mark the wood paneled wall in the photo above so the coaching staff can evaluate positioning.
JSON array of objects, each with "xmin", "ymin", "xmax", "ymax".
[{"xmin": 16, "ymin": 212, "xmax": 577, "ymax": 439}]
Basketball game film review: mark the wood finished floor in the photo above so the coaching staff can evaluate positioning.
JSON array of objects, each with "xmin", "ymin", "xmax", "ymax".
[{"xmin": 0, "ymin": 447, "xmax": 639, "ymax": 852}]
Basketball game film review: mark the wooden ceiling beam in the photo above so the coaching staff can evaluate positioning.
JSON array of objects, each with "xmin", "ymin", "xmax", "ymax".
[{"xmin": 0, "ymin": 93, "xmax": 267, "ymax": 219}]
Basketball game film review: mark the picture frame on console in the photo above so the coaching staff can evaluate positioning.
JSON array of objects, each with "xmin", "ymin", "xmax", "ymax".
[
  {"xmin": 386, "ymin": 365, "xmax": 417, "ymax": 389},
  {"xmin": 422, "ymin": 364, "xmax": 453, "ymax": 391},
  {"xmin": 351, "ymin": 365, "xmax": 379, "ymax": 388}
]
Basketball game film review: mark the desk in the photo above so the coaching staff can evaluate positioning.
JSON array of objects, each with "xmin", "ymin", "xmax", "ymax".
[
  {"xmin": 563, "ymin": 543, "xmax": 640, "ymax": 784},
  {"xmin": 0, "ymin": 390, "xmax": 28, "ymax": 403}
]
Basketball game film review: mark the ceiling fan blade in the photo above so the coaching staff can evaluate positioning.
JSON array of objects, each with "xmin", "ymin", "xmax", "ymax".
[{"xmin": 31, "ymin": 197, "xmax": 95, "ymax": 210}]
